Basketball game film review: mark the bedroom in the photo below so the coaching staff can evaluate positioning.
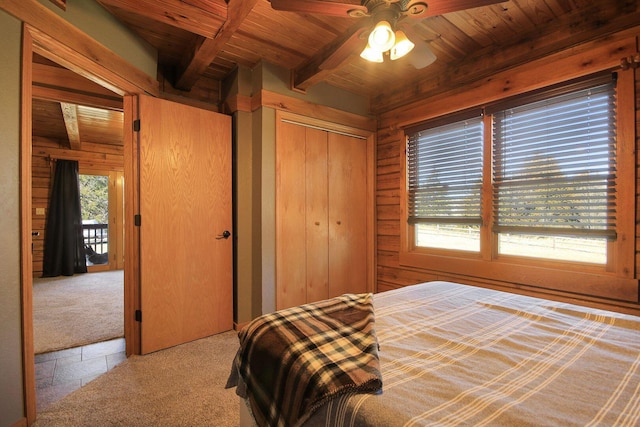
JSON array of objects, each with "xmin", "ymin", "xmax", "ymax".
[{"xmin": 1, "ymin": 0, "xmax": 639, "ymax": 426}]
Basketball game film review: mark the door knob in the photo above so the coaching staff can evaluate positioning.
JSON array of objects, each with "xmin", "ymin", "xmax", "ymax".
[{"xmin": 216, "ymin": 230, "xmax": 231, "ymax": 240}]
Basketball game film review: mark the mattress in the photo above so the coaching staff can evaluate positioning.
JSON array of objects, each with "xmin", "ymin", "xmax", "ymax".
[{"xmin": 304, "ymin": 281, "xmax": 640, "ymax": 426}]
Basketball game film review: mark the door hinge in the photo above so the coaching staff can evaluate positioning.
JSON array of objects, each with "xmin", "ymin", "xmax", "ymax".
[
  {"xmin": 135, "ymin": 310, "xmax": 142, "ymax": 322},
  {"xmin": 134, "ymin": 214, "xmax": 141, "ymax": 227},
  {"xmin": 133, "ymin": 119, "xmax": 140, "ymax": 132}
]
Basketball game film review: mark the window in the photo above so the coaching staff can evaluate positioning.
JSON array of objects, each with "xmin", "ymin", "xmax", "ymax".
[
  {"xmin": 406, "ymin": 74, "xmax": 619, "ymax": 266},
  {"xmin": 492, "ymin": 79, "xmax": 616, "ymax": 264},
  {"xmin": 407, "ymin": 113, "xmax": 484, "ymax": 252}
]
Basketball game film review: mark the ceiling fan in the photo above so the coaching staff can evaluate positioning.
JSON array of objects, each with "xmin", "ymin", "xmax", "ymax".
[{"xmin": 269, "ymin": 0, "xmax": 505, "ymax": 69}]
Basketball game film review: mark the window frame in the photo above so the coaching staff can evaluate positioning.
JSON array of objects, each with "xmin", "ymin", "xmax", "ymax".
[{"xmin": 399, "ymin": 71, "xmax": 636, "ymax": 302}]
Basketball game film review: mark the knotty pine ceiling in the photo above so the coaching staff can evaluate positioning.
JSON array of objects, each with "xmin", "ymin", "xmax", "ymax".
[{"xmin": 33, "ymin": 0, "xmax": 639, "ymax": 150}]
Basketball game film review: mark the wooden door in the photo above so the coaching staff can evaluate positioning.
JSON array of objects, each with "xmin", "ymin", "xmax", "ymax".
[
  {"xmin": 276, "ymin": 117, "xmax": 371, "ymax": 310},
  {"xmin": 328, "ymin": 132, "xmax": 368, "ymax": 296},
  {"xmin": 276, "ymin": 121, "xmax": 311, "ymax": 310},
  {"xmin": 137, "ymin": 95, "xmax": 232, "ymax": 354},
  {"xmin": 305, "ymin": 128, "xmax": 329, "ymax": 304}
]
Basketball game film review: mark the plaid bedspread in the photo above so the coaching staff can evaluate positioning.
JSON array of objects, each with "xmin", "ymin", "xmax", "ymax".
[{"xmin": 226, "ymin": 293, "xmax": 382, "ymax": 427}]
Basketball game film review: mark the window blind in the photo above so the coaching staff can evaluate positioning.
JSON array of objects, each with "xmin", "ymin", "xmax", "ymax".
[
  {"xmin": 407, "ymin": 115, "xmax": 484, "ymax": 225},
  {"xmin": 492, "ymin": 80, "xmax": 617, "ymax": 239}
]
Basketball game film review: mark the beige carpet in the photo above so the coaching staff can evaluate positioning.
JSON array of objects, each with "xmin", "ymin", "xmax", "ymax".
[
  {"xmin": 33, "ymin": 270, "xmax": 124, "ymax": 354},
  {"xmin": 34, "ymin": 331, "xmax": 241, "ymax": 426}
]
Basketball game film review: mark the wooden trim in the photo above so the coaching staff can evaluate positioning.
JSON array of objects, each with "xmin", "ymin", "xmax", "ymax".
[
  {"xmin": 18, "ymin": 12, "xmax": 152, "ymax": 417},
  {"xmin": 480, "ymin": 113, "xmax": 494, "ymax": 261},
  {"xmin": 224, "ymin": 93, "xmax": 252, "ymax": 114},
  {"xmin": 367, "ymin": 131, "xmax": 377, "ymax": 294},
  {"xmin": 615, "ymin": 67, "xmax": 636, "ymax": 278},
  {"xmin": 20, "ymin": 22, "xmax": 37, "ymax": 426},
  {"xmin": 0, "ymin": 0, "xmax": 158, "ymax": 96},
  {"xmin": 399, "ymin": 251, "xmax": 638, "ymax": 302},
  {"xmin": 257, "ymin": 90, "xmax": 376, "ymax": 132},
  {"xmin": 123, "ymin": 95, "xmax": 140, "ymax": 357},
  {"xmin": 9, "ymin": 418, "xmax": 27, "ymax": 427}
]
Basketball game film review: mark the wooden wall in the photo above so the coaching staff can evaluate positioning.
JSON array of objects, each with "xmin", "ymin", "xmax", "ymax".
[
  {"xmin": 31, "ymin": 136, "xmax": 124, "ymax": 277},
  {"xmin": 375, "ymin": 31, "xmax": 640, "ymax": 315}
]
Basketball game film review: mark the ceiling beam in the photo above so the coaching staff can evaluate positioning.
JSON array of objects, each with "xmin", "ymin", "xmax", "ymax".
[
  {"xmin": 95, "ymin": 0, "xmax": 226, "ymax": 38},
  {"xmin": 292, "ymin": 21, "xmax": 369, "ymax": 92},
  {"xmin": 32, "ymin": 62, "xmax": 123, "ymax": 110},
  {"xmin": 174, "ymin": 0, "xmax": 259, "ymax": 91},
  {"xmin": 60, "ymin": 102, "xmax": 82, "ymax": 150},
  {"xmin": 33, "ymin": 85, "xmax": 123, "ymax": 111}
]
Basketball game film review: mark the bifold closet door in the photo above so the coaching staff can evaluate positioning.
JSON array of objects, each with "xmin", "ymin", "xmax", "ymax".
[
  {"xmin": 328, "ymin": 132, "xmax": 367, "ymax": 296},
  {"xmin": 276, "ymin": 120, "xmax": 369, "ymax": 310},
  {"xmin": 276, "ymin": 121, "xmax": 309, "ymax": 310},
  {"xmin": 305, "ymin": 127, "xmax": 329, "ymax": 304}
]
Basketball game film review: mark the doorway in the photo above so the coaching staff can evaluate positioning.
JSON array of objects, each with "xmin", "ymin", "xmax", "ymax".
[{"xmin": 30, "ymin": 53, "xmax": 127, "ymax": 412}]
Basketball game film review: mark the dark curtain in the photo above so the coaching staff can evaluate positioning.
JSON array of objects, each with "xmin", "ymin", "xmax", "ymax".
[{"xmin": 42, "ymin": 160, "xmax": 87, "ymax": 277}]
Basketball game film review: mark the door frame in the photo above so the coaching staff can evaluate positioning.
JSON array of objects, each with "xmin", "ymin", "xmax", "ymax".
[{"xmin": 14, "ymin": 4, "xmax": 159, "ymax": 420}]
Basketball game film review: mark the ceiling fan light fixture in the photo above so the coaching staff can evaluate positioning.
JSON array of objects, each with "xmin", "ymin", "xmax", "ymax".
[
  {"xmin": 360, "ymin": 43, "xmax": 384, "ymax": 63},
  {"xmin": 368, "ymin": 20, "xmax": 395, "ymax": 52},
  {"xmin": 390, "ymin": 30, "xmax": 415, "ymax": 60}
]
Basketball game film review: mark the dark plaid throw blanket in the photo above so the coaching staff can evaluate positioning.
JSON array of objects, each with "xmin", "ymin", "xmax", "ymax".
[{"xmin": 226, "ymin": 293, "xmax": 382, "ymax": 427}]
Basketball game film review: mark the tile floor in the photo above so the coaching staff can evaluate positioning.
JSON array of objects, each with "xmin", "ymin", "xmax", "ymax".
[{"xmin": 35, "ymin": 338, "xmax": 126, "ymax": 413}]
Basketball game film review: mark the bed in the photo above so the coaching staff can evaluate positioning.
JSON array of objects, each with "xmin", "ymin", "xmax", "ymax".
[{"xmin": 228, "ymin": 281, "xmax": 640, "ymax": 426}]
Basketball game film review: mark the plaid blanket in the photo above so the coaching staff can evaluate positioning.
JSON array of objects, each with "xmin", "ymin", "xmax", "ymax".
[{"xmin": 226, "ymin": 293, "xmax": 382, "ymax": 427}]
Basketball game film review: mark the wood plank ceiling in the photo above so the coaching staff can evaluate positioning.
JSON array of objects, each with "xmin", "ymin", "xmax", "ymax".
[{"xmin": 34, "ymin": 0, "xmax": 639, "ymax": 149}]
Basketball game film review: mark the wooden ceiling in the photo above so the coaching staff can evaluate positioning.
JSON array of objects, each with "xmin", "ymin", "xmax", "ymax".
[
  {"xmin": 95, "ymin": 0, "xmax": 638, "ymax": 104},
  {"xmin": 32, "ymin": 0, "xmax": 639, "ymax": 150}
]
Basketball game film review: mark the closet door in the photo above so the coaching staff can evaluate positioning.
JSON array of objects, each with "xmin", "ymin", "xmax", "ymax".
[
  {"xmin": 276, "ymin": 121, "xmax": 308, "ymax": 309},
  {"xmin": 305, "ymin": 128, "xmax": 329, "ymax": 303},
  {"xmin": 328, "ymin": 132, "xmax": 368, "ymax": 296},
  {"xmin": 276, "ymin": 116, "xmax": 372, "ymax": 310}
]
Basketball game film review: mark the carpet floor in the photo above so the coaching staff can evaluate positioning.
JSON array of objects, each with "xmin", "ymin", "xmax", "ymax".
[
  {"xmin": 34, "ymin": 331, "xmax": 241, "ymax": 426},
  {"xmin": 33, "ymin": 270, "xmax": 124, "ymax": 354}
]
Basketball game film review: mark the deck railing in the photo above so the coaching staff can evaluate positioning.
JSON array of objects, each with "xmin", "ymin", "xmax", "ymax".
[{"xmin": 83, "ymin": 223, "xmax": 108, "ymax": 255}]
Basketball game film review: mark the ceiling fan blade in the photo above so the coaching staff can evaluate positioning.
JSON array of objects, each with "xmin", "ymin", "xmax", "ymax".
[
  {"xmin": 398, "ymin": 24, "xmax": 437, "ymax": 69},
  {"xmin": 269, "ymin": 0, "xmax": 367, "ymax": 17},
  {"xmin": 410, "ymin": 0, "xmax": 506, "ymax": 17},
  {"xmin": 408, "ymin": 41, "xmax": 437, "ymax": 69}
]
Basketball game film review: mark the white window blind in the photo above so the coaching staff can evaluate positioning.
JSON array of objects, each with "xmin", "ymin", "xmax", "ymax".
[
  {"xmin": 407, "ymin": 114, "xmax": 484, "ymax": 225},
  {"xmin": 492, "ymin": 79, "xmax": 617, "ymax": 239}
]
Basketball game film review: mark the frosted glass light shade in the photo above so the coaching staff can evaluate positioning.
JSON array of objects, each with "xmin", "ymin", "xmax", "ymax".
[
  {"xmin": 368, "ymin": 20, "xmax": 395, "ymax": 52},
  {"xmin": 360, "ymin": 43, "xmax": 384, "ymax": 62}
]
